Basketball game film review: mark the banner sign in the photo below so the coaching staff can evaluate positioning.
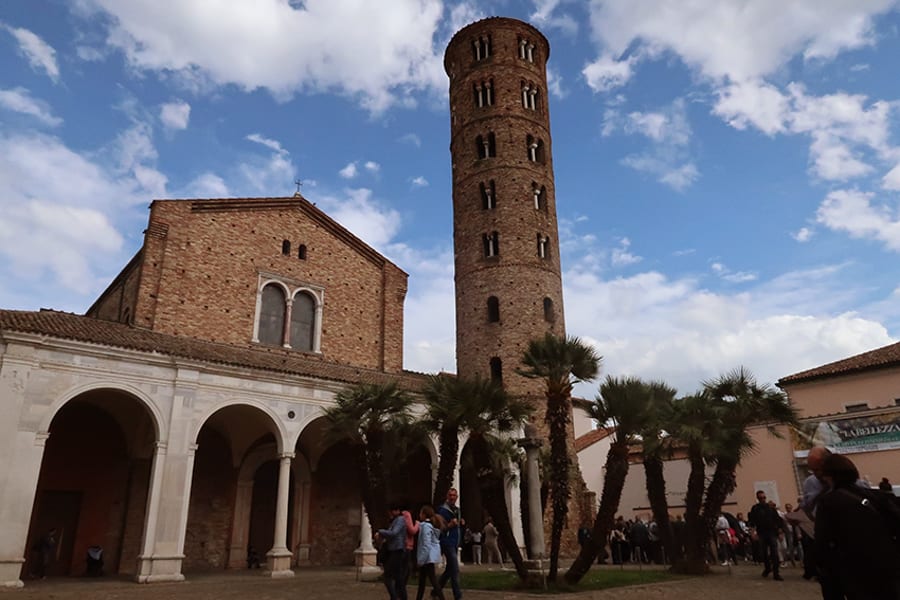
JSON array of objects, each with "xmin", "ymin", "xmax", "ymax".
[{"xmin": 791, "ymin": 410, "xmax": 900, "ymax": 457}]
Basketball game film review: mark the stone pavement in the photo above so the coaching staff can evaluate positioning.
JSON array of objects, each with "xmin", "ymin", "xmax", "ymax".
[{"xmin": 6, "ymin": 563, "xmax": 822, "ymax": 599}]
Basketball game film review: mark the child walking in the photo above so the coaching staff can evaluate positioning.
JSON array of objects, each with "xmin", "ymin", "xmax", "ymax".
[{"xmin": 415, "ymin": 505, "xmax": 445, "ymax": 600}]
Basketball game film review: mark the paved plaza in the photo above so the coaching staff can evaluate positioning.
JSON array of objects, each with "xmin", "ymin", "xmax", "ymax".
[{"xmin": 6, "ymin": 563, "xmax": 823, "ymax": 599}]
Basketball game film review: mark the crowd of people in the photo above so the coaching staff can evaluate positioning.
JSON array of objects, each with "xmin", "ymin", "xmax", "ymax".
[{"xmin": 375, "ymin": 487, "xmax": 507, "ymax": 600}]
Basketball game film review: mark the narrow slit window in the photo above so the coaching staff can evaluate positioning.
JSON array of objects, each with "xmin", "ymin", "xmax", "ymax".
[
  {"xmin": 490, "ymin": 357, "xmax": 503, "ymax": 382},
  {"xmin": 281, "ymin": 240, "xmax": 291, "ymax": 255},
  {"xmin": 298, "ymin": 244, "xmax": 307, "ymax": 260},
  {"xmin": 483, "ymin": 231, "xmax": 499, "ymax": 258},
  {"xmin": 537, "ymin": 234, "xmax": 550, "ymax": 259},
  {"xmin": 487, "ymin": 296, "xmax": 500, "ymax": 322},
  {"xmin": 543, "ymin": 297, "xmax": 554, "ymax": 322},
  {"xmin": 481, "ymin": 180, "xmax": 496, "ymax": 210}
]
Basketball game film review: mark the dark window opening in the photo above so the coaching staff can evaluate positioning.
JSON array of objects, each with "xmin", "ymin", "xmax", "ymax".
[
  {"xmin": 518, "ymin": 38, "xmax": 535, "ymax": 62},
  {"xmin": 480, "ymin": 180, "xmax": 496, "ymax": 209},
  {"xmin": 537, "ymin": 234, "xmax": 550, "ymax": 259},
  {"xmin": 473, "ymin": 35, "xmax": 492, "ymax": 61},
  {"xmin": 476, "ymin": 133, "xmax": 496, "ymax": 159},
  {"xmin": 259, "ymin": 284, "xmax": 286, "ymax": 346},
  {"xmin": 281, "ymin": 240, "xmax": 291, "ymax": 255},
  {"xmin": 290, "ymin": 292, "xmax": 315, "ymax": 351},
  {"xmin": 543, "ymin": 297, "xmax": 554, "ymax": 322},
  {"xmin": 490, "ymin": 357, "xmax": 502, "ymax": 382},
  {"xmin": 533, "ymin": 183, "xmax": 546, "ymax": 210},
  {"xmin": 483, "ymin": 231, "xmax": 499, "ymax": 258},
  {"xmin": 527, "ymin": 135, "xmax": 545, "ymax": 163},
  {"xmin": 845, "ymin": 403, "xmax": 869, "ymax": 413},
  {"xmin": 473, "ymin": 79, "xmax": 494, "ymax": 107},
  {"xmin": 487, "ymin": 296, "xmax": 500, "ymax": 322},
  {"xmin": 298, "ymin": 244, "xmax": 307, "ymax": 260}
]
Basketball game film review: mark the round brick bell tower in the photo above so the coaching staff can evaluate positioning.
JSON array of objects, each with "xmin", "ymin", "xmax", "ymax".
[
  {"xmin": 444, "ymin": 18, "xmax": 564, "ymax": 404},
  {"xmin": 445, "ymin": 17, "xmax": 593, "ymax": 557}
]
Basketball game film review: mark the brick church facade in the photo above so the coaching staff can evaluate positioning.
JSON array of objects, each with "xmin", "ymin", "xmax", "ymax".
[{"xmin": 0, "ymin": 17, "xmax": 584, "ymax": 588}]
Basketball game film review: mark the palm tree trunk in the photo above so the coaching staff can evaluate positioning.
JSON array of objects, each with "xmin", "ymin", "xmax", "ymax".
[
  {"xmin": 701, "ymin": 458, "xmax": 738, "ymax": 534},
  {"xmin": 643, "ymin": 453, "xmax": 675, "ymax": 564},
  {"xmin": 433, "ymin": 425, "xmax": 460, "ymax": 506},
  {"xmin": 364, "ymin": 431, "xmax": 390, "ymax": 530},
  {"xmin": 678, "ymin": 444, "xmax": 709, "ymax": 574},
  {"xmin": 564, "ymin": 441, "xmax": 629, "ymax": 584},
  {"xmin": 545, "ymin": 393, "xmax": 570, "ymax": 582},
  {"xmin": 469, "ymin": 435, "xmax": 528, "ymax": 581}
]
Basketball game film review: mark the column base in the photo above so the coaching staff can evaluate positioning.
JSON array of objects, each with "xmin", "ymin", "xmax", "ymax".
[
  {"xmin": 135, "ymin": 554, "xmax": 186, "ymax": 583},
  {"xmin": 0, "ymin": 558, "xmax": 25, "ymax": 588},
  {"xmin": 354, "ymin": 548, "xmax": 381, "ymax": 581},
  {"xmin": 523, "ymin": 559, "xmax": 546, "ymax": 589},
  {"xmin": 264, "ymin": 548, "xmax": 294, "ymax": 578}
]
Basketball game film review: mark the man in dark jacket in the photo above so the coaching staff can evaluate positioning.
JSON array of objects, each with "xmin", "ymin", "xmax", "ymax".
[{"xmin": 748, "ymin": 490, "xmax": 784, "ymax": 581}]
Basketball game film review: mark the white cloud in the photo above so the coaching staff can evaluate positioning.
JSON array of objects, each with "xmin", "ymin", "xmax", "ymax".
[
  {"xmin": 610, "ymin": 237, "xmax": 641, "ymax": 267},
  {"xmin": 79, "ymin": 0, "xmax": 446, "ymax": 112},
  {"xmin": 364, "ymin": 161, "xmax": 380, "ymax": 174},
  {"xmin": 399, "ymin": 133, "xmax": 421, "ymax": 147},
  {"xmin": 0, "ymin": 87, "xmax": 62, "ymax": 126},
  {"xmin": 583, "ymin": 53, "xmax": 635, "ymax": 92},
  {"xmin": 562, "ymin": 261, "xmax": 894, "ymax": 395},
  {"xmin": 339, "ymin": 162, "xmax": 358, "ymax": 179},
  {"xmin": 411, "ymin": 176, "xmax": 429, "ymax": 188},
  {"xmin": 713, "ymin": 79, "xmax": 789, "ymax": 136},
  {"xmin": 546, "ymin": 65, "xmax": 566, "ymax": 99},
  {"xmin": 185, "ymin": 172, "xmax": 230, "ymax": 198},
  {"xmin": 792, "ymin": 227, "xmax": 814, "ymax": 242},
  {"xmin": 613, "ymin": 99, "xmax": 699, "ymax": 191},
  {"xmin": 585, "ymin": 0, "xmax": 894, "ymax": 84},
  {"xmin": 159, "ymin": 100, "xmax": 191, "ymax": 130},
  {"xmin": 883, "ymin": 164, "xmax": 900, "ymax": 191},
  {"xmin": 816, "ymin": 189, "xmax": 900, "ymax": 252},
  {"xmin": 530, "ymin": 0, "xmax": 578, "ymax": 36},
  {"xmin": 246, "ymin": 133, "xmax": 287, "ymax": 154},
  {"xmin": 3, "ymin": 24, "xmax": 60, "ymax": 82}
]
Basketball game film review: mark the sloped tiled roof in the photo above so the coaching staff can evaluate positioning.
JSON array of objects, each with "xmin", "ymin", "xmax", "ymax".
[
  {"xmin": 779, "ymin": 340, "xmax": 900, "ymax": 385},
  {"xmin": 0, "ymin": 309, "xmax": 430, "ymax": 391},
  {"xmin": 574, "ymin": 427, "xmax": 613, "ymax": 452}
]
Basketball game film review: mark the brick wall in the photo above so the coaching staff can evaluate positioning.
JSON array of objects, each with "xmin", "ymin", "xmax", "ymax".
[
  {"xmin": 111, "ymin": 197, "xmax": 406, "ymax": 372},
  {"xmin": 308, "ymin": 442, "xmax": 360, "ymax": 565}
]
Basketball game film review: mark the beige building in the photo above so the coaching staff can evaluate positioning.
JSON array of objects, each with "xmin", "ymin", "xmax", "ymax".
[{"xmin": 575, "ymin": 341, "xmax": 900, "ymax": 526}]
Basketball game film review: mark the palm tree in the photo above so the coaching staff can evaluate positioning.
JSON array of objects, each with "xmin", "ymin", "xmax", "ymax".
[
  {"xmin": 322, "ymin": 382, "xmax": 422, "ymax": 531},
  {"xmin": 699, "ymin": 368, "xmax": 798, "ymax": 540},
  {"xmin": 422, "ymin": 374, "xmax": 533, "ymax": 580},
  {"xmin": 564, "ymin": 376, "xmax": 652, "ymax": 583},
  {"xmin": 639, "ymin": 381, "xmax": 678, "ymax": 565},
  {"xmin": 668, "ymin": 391, "xmax": 721, "ymax": 574},
  {"xmin": 520, "ymin": 333, "xmax": 601, "ymax": 582}
]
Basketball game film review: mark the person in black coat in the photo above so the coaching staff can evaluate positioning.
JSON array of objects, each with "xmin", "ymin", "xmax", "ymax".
[
  {"xmin": 815, "ymin": 453, "xmax": 900, "ymax": 600},
  {"xmin": 748, "ymin": 490, "xmax": 784, "ymax": 580}
]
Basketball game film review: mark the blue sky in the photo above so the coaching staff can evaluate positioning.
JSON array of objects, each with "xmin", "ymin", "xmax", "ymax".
[{"xmin": 2, "ymin": 0, "xmax": 900, "ymax": 395}]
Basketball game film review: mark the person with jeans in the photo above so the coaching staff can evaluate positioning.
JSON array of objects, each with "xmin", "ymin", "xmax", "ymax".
[
  {"xmin": 748, "ymin": 490, "xmax": 784, "ymax": 581},
  {"xmin": 377, "ymin": 503, "xmax": 410, "ymax": 600},
  {"xmin": 437, "ymin": 488, "xmax": 462, "ymax": 600}
]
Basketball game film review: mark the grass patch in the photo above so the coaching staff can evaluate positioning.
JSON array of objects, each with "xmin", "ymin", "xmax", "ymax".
[{"xmin": 452, "ymin": 568, "xmax": 682, "ymax": 593}]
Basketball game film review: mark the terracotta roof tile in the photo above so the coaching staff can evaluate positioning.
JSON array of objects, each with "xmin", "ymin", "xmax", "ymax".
[
  {"xmin": 0, "ymin": 309, "xmax": 430, "ymax": 391},
  {"xmin": 575, "ymin": 427, "xmax": 613, "ymax": 452},
  {"xmin": 779, "ymin": 340, "xmax": 900, "ymax": 385}
]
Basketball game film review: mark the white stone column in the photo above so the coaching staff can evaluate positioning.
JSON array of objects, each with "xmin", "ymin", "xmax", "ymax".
[
  {"xmin": 0, "ymin": 431, "xmax": 47, "ymax": 588},
  {"xmin": 282, "ymin": 299, "xmax": 293, "ymax": 348},
  {"xmin": 265, "ymin": 452, "xmax": 294, "ymax": 577},
  {"xmin": 507, "ymin": 462, "xmax": 526, "ymax": 554},
  {"xmin": 355, "ymin": 504, "xmax": 380, "ymax": 579},
  {"xmin": 136, "ymin": 442, "xmax": 168, "ymax": 577}
]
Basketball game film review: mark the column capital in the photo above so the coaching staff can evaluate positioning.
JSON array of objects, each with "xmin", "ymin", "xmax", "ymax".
[{"xmin": 279, "ymin": 452, "xmax": 295, "ymax": 461}]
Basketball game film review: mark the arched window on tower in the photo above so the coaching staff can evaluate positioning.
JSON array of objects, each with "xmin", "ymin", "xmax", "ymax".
[
  {"xmin": 483, "ymin": 231, "xmax": 499, "ymax": 258},
  {"xmin": 290, "ymin": 291, "xmax": 316, "ymax": 351},
  {"xmin": 518, "ymin": 38, "xmax": 535, "ymax": 62},
  {"xmin": 473, "ymin": 35, "xmax": 492, "ymax": 61},
  {"xmin": 521, "ymin": 82, "xmax": 539, "ymax": 110},
  {"xmin": 527, "ymin": 137, "xmax": 545, "ymax": 164},
  {"xmin": 480, "ymin": 180, "xmax": 496, "ymax": 209},
  {"xmin": 259, "ymin": 284, "xmax": 286, "ymax": 346},
  {"xmin": 477, "ymin": 133, "xmax": 496, "ymax": 159},
  {"xmin": 487, "ymin": 296, "xmax": 500, "ymax": 322},
  {"xmin": 490, "ymin": 356, "xmax": 503, "ymax": 382},
  {"xmin": 543, "ymin": 297, "xmax": 555, "ymax": 322},
  {"xmin": 537, "ymin": 234, "xmax": 550, "ymax": 259},
  {"xmin": 298, "ymin": 244, "xmax": 307, "ymax": 260},
  {"xmin": 532, "ymin": 183, "xmax": 546, "ymax": 210},
  {"xmin": 281, "ymin": 240, "xmax": 291, "ymax": 255},
  {"xmin": 474, "ymin": 79, "xmax": 494, "ymax": 107}
]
